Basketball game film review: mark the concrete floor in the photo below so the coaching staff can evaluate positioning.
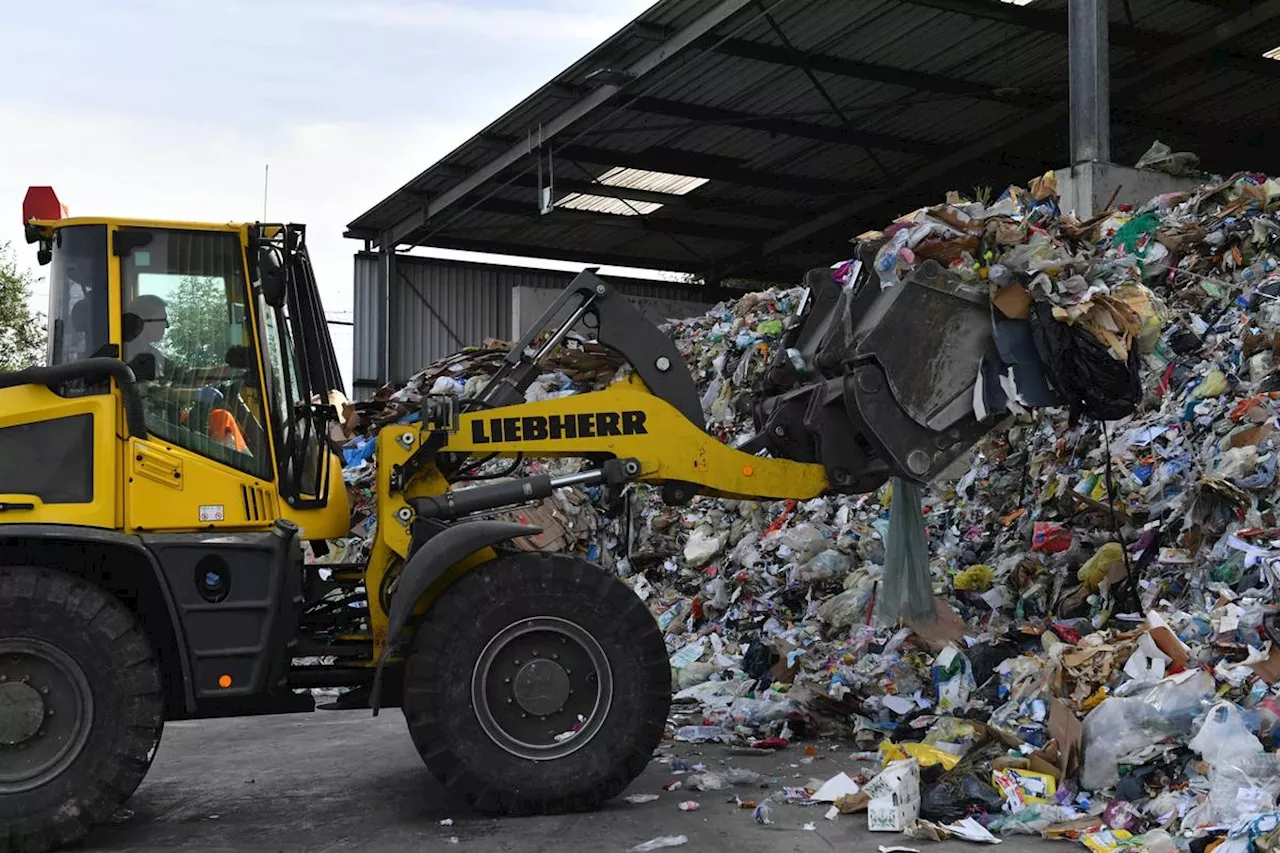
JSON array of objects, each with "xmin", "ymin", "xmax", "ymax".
[{"xmin": 87, "ymin": 710, "xmax": 1061, "ymax": 852}]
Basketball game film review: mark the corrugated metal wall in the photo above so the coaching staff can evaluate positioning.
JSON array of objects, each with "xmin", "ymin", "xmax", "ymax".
[{"xmin": 352, "ymin": 253, "xmax": 723, "ymax": 397}]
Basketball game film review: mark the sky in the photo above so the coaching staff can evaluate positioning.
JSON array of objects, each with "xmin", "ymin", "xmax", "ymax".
[{"xmin": 0, "ymin": 0, "xmax": 660, "ymax": 387}]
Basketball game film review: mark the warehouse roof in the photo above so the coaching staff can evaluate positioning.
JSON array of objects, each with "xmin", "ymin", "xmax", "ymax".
[{"xmin": 346, "ymin": 0, "xmax": 1280, "ymax": 282}]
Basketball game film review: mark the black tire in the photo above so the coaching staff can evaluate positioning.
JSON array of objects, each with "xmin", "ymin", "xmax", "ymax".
[
  {"xmin": 403, "ymin": 552, "xmax": 670, "ymax": 815},
  {"xmin": 0, "ymin": 566, "xmax": 164, "ymax": 853}
]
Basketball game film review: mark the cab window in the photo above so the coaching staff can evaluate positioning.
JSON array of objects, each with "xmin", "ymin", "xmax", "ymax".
[
  {"xmin": 47, "ymin": 225, "xmax": 110, "ymax": 388},
  {"xmin": 118, "ymin": 228, "xmax": 271, "ymax": 480}
]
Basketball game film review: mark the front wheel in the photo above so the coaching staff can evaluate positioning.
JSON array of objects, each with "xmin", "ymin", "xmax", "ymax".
[
  {"xmin": 402, "ymin": 552, "xmax": 670, "ymax": 814},
  {"xmin": 0, "ymin": 566, "xmax": 164, "ymax": 853}
]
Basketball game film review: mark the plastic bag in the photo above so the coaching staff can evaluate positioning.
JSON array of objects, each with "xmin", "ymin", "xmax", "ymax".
[
  {"xmin": 795, "ymin": 549, "xmax": 853, "ymax": 584},
  {"xmin": 818, "ymin": 587, "xmax": 873, "ymax": 633},
  {"xmin": 686, "ymin": 772, "xmax": 728, "ymax": 791},
  {"xmin": 880, "ymin": 477, "xmax": 933, "ymax": 622},
  {"xmin": 1104, "ymin": 800, "xmax": 1145, "ymax": 833},
  {"xmin": 778, "ymin": 523, "xmax": 827, "ymax": 562},
  {"xmin": 1208, "ymin": 753, "xmax": 1280, "ymax": 825},
  {"xmin": 954, "ymin": 564, "xmax": 994, "ymax": 591},
  {"xmin": 1078, "ymin": 542, "xmax": 1125, "ymax": 590},
  {"xmin": 1189, "ymin": 701, "xmax": 1263, "ymax": 764},
  {"xmin": 1080, "ymin": 671, "xmax": 1214, "ymax": 791},
  {"xmin": 932, "ymin": 645, "xmax": 975, "ymax": 714},
  {"xmin": 987, "ymin": 805, "xmax": 1081, "ymax": 835},
  {"xmin": 722, "ymin": 695, "xmax": 795, "ymax": 727},
  {"xmin": 1029, "ymin": 301, "xmax": 1142, "ymax": 424},
  {"xmin": 684, "ymin": 526, "xmax": 727, "ymax": 565},
  {"xmin": 630, "ymin": 835, "xmax": 688, "ymax": 852},
  {"xmin": 1032, "ymin": 522, "xmax": 1073, "ymax": 554},
  {"xmin": 920, "ymin": 755, "xmax": 1006, "ymax": 822}
]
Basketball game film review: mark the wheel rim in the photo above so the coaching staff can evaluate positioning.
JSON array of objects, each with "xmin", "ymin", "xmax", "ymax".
[
  {"xmin": 471, "ymin": 616, "xmax": 613, "ymax": 761},
  {"xmin": 0, "ymin": 638, "xmax": 94, "ymax": 794}
]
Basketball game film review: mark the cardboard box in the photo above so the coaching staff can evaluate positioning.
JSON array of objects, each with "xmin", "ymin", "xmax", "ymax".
[
  {"xmin": 862, "ymin": 758, "xmax": 921, "ymax": 800},
  {"xmin": 868, "ymin": 792, "xmax": 920, "ymax": 832}
]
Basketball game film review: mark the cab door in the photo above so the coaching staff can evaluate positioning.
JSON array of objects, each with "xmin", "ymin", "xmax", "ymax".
[{"xmin": 114, "ymin": 225, "xmax": 278, "ymax": 533}]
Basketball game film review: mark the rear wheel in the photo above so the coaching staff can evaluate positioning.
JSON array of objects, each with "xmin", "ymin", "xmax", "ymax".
[
  {"xmin": 0, "ymin": 566, "xmax": 164, "ymax": 853},
  {"xmin": 403, "ymin": 552, "xmax": 670, "ymax": 814}
]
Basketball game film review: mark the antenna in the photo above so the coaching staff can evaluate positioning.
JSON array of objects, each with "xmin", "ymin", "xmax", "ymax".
[{"xmin": 263, "ymin": 164, "xmax": 270, "ymax": 221}]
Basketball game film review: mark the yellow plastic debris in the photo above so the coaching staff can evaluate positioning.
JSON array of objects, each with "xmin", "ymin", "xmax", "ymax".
[
  {"xmin": 880, "ymin": 740, "xmax": 960, "ymax": 771},
  {"xmin": 1078, "ymin": 542, "xmax": 1125, "ymax": 591},
  {"xmin": 954, "ymin": 564, "xmax": 995, "ymax": 592},
  {"xmin": 1192, "ymin": 370, "xmax": 1229, "ymax": 399}
]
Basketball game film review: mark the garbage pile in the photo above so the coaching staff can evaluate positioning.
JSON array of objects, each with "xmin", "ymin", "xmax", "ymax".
[{"xmin": 330, "ymin": 169, "xmax": 1280, "ymax": 850}]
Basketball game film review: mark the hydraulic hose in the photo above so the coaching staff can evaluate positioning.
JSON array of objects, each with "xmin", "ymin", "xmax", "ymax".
[{"xmin": 0, "ymin": 358, "xmax": 148, "ymax": 439}]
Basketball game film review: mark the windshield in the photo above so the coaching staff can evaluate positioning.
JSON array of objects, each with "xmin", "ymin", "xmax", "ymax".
[
  {"xmin": 258, "ymin": 292, "xmax": 322, "ymax": 498},
  {"xmin": 250, "ymin": 226, "xmax": 333, "ymax": 507},
  {"xmin": 47, "ymin": 224, "xmax": 109, "ymax": 374},
  {"xmin": 119, "ymin": 228, "xmax": 271, "ymax": 480}
]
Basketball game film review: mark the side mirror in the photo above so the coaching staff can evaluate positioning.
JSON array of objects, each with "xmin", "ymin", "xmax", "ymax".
[{"xmin": 258, "ymin": 246, "xmax": 286, "ymax": 307}]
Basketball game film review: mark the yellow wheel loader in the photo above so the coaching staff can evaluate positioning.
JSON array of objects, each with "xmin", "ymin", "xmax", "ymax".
[{"xmin": 0, "ymin": 187, "xmax": 1001, "ymax": 852}]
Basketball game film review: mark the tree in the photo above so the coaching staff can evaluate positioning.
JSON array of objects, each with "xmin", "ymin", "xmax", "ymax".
[
  {"xmin": 159, "ymin": 276, "xmax": 229, "ymax": 367},
  {"xmin": 0, "ymin": 242, "xmax": 45, "ymax": 371}
]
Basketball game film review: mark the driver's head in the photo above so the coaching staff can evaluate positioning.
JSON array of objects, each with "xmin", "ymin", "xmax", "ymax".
[{"xmin": 124, "ymin": 294, "xmax": 169, "ymax": 346}]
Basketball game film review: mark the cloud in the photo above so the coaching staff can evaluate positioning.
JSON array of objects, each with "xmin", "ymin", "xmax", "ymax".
[
  {"xmin": 0, "ymin": 0, "xmax": 663, "ymax": 385},
  {"xmin": 312, "ymin": 0, "xmax": 655, "ymax": 42},
  {"xmin": 0, "ymin": 105, "xmax": 480, "ymax": 385}
]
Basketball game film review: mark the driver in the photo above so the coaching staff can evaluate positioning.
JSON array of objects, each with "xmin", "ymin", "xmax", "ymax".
[
  {"xmin": 122, "ymin": 294, "xmax": 171, "ymax": 382},
  {"xmin": 122, "ymin": 294, "xmax": 203, "ymax": 429}
]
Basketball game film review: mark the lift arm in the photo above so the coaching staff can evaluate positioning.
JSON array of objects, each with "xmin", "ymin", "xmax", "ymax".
[{"xmin": 442, "ymin": 377, "xmax": 829, "ymax": 501}]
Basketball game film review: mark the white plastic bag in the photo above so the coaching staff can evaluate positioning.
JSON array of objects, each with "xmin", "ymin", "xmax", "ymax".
[
  {"xmin": 1191, "ymin": 702, "xmax": 1277, "ymax": 825},
  {"xmin": 1188, "ymin": 702, "xmax": 1262, "ymax": 765},
  {"xmin": 1080, "ymin": 671, "xmax": 1214, "ymax": 790}
]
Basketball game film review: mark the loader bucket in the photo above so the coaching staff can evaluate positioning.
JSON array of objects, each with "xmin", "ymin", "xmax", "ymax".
[
  {"xmin": 841, "ymin": 258, "xmax": 997, "ymax": 482},
  {"xmin": 750, "ymin": 249, "xmax": 1004, "ymax": 492}
]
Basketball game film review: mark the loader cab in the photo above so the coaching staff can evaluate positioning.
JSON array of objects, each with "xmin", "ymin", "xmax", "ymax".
[{"xmin": 22, "ymin": 190, "xmax": 348, "ymax": 538}]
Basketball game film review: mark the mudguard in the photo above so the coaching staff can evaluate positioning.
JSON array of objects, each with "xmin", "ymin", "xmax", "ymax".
[
  {"xmin": 371, "ymin": 520, "xmax": 541, "ymax": 714},
  {"xmin": 0, "ymin": 524, "xmax": 196, "ymax": 711}
]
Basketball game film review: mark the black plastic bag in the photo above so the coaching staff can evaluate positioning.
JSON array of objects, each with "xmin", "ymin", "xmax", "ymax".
[
  {"xmin": 919, "ymin": 763, "xmax": 1006, "ymax": 822},
  {"xmin": 1029, "ymin": 301, "xmax": 1141, "ymax": 424}
]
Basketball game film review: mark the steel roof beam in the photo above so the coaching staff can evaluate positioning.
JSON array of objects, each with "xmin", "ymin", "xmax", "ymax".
[
  {"xmin": 899, "ymin": 0, "xmax": 1280, "ymax": 79},
  {"xmin": 381, "ymin": 0, "xmax": 757, "ymax": 248},
  {"xmin": 415, "ymin": 235, "xmax": 706, "ymax": 272},
  {"xmin": 898, "ymin": 0, "xmax": 1157, "ymax": 50},
  {"xmin": 623, "ymin": 95, "xmax": 940, "ymax": 155},
  {"xmin": 465, "ymin": 198, "xmax": 772, "ymax": 242},
  {"xmin": 693, "ymin": 33, "xmax": 1046, "ymax": 105},
  {"xmin": 716, "ymin": 0, "xmax": 1280, "ymax": 276}
]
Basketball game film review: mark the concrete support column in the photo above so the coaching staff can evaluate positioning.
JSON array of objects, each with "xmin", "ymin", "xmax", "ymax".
[{"xmin": 1069, "ymin": 0, "xmax": 1110, "ymax": 164}]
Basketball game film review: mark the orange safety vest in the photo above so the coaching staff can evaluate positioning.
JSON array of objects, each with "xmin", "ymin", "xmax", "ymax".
[{"xmin": 208, "ymin": 409, "xmax": 248, "ymax": 452}]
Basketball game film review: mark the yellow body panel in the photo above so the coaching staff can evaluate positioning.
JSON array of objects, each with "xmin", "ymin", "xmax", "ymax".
[
  {"xmin": 124, "ymin": 436, "xmax": 272, "ymax": 532},
  {"xmin": 278, "ymin": 457, "xmax": 352, "ymax": 540},
  {"xmin": 363, "ymin": 428, "xmax": 418, "ymax": 651},
  {"xmin": 0, "ymin": 385, "xmax": 118, "ymax": 529}
]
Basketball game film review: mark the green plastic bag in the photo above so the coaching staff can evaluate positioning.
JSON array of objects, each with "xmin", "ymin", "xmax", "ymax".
[{"xmin": 879, "ymin": 477, "xmax": 934, "ymax": 622}]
